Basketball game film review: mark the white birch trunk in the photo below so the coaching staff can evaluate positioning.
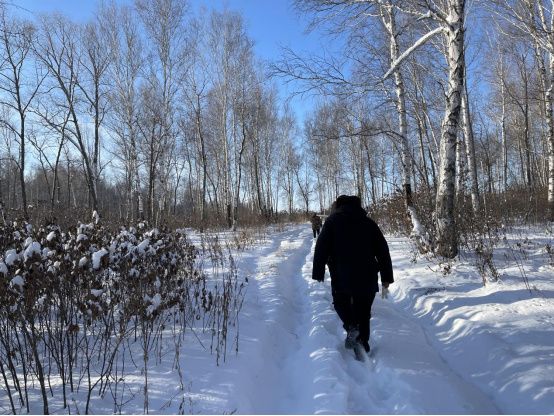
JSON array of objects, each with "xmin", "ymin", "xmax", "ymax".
[
  {"xmin": 382, "ymin": 2, "xmax": 432, "ymax": 252},
  {"xmin": 435, "ymin": 0, "xmax": 465, "ymax": 258},
  {"xmin": 461, "ymin": 89, "xmax": 480, "ymax": 212},
  {"xmin": 548, "ymin": 53, "xmax": 554, "ymax": 221},
  {"xmin": 456, "ymin": 132, "xmax": 465, "ymax": 197},
  {"xmin": 500, "ymin": 73, "xmax": 508, "ymax": 191}
]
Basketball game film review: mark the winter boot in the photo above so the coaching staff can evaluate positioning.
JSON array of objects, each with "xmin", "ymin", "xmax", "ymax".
[{"xmin": 344, "ymin": 326, "xmax": 360, "ymax": 350}]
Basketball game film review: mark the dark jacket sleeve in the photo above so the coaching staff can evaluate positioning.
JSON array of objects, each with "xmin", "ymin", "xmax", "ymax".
[
  {"xmin": 372, "ymin": 222, "xmax": 394, "ymax": 284},
  {"xmin": 312, "ymin": 219, "xmax": 332, "ymax": 282}
]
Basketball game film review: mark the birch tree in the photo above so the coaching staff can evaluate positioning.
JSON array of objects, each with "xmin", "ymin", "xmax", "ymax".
[
  {"xmin": 77, "ymin": 18, "xmax": 110, "ymax": 197},
  {"xmin": 377, "ymin": 0, "xmax": 435, "ymax": 252},
  {"xmin": 381, "ymin": 0, "xmax": 466, "ymax": 257},
  {"xmin": 180, "ymin": 16, "xmax": 210, "ymax": 226},
  {"xmin": 103, "ymin": 3, "xmax": 144, "ymax": 219},
  {"xmin": 135, "ymin": 0, "xmax": 187, "ymax": 222},
  {"xmin": 492, "ymin": 0, "xmax": 554, "ymax": 221},
  {"xmin": 461, "ymin": 84, "xmax": 480, "ymax": 212}
]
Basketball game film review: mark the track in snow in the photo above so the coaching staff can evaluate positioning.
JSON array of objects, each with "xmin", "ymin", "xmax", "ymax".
[{"xmin": 231, "ymin": 224, "xmax": 499, "ymax": 414}]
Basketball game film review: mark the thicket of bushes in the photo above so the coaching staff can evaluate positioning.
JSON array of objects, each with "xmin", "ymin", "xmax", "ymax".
[{"xmin": 0, "ymin": 217, "xmax": 247, "ymax": 414}]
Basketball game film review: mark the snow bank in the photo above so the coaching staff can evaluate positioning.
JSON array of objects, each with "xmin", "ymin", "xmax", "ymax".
[{"xmin": 389, "ymin": 231, "xmax": 554, "ymax": 414}]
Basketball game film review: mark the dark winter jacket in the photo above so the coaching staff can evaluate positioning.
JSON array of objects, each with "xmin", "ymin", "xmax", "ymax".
[
  {"xmin": 312, "ymin": 196, "xmax": 393, "ymax": 294},
  {"xmin": 310, "ymin": 214, "xmax": 322, "ymax": 230}
]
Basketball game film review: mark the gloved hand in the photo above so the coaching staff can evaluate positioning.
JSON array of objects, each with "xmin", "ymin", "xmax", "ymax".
[{"xmin": 381, "ymin": 283, "xmax": 389, "ymax": 299}]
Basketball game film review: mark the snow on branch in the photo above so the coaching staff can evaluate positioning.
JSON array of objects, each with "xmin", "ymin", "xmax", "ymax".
[{"xmin": 383, "ymin": 25, "xmax": 444, "ymax": 80}]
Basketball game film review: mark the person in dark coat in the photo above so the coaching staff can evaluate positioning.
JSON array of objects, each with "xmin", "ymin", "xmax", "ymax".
[
  {"xmin": 312, "ymin": 195, "xmax": 393, "ymax": 353},
  {"xmin": 310, "ymin": 213, "xmax": 322, "ymax": 238}
]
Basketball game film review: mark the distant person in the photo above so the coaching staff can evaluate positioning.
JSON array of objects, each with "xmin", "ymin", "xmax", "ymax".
[
  {"xmin": 312, "ymin": 195, "xmax": 393, "ymax": 356},
  {"xmin": 310, "ymin": 213, "xmax": 322, "ymax": 238}
]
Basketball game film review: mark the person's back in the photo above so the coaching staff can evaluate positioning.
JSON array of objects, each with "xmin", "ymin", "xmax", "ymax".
[
  {"xmin": 310, "ymin": 213, "xmax": 322, "ymax": 238},
  {"xmin": 312, "ymin": 195, "xmax": 393, "ymax": 356},
  {"xmin": 313, "ymin": 195, "xmax": 392, "ymax": 293}
]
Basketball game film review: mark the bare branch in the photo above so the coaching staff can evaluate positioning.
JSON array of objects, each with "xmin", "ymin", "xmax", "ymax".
[{"xmin": 383, "ymin": 25, "xmax": 444, "ymax": 80}]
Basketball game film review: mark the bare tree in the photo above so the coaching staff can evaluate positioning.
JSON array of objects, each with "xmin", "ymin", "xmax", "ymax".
[
  {"xmin": 77, "ymin": 16, "xmax": 111, "ymax": 201},
  {"xmin": 33, "ymin": 14, "xmax": 100, "ymax": 212},
  {"xmin": 492, "ymin": 0, "xmax": 554, "ymax": 219},
  {"xmin": 0, "ymin": 9, "xmax": 44, "ymax": 219},
  {"xmin": 103, "ymin": 2, "xmax": 144, "ymax": 220},
  {"xmin": 135, "ymin": 0, "xmax": 188, "ymax": 223}
]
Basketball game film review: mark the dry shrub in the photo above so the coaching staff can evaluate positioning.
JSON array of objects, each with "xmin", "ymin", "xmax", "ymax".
[{"xmin": 0, "ymin": 217, "xmax": 247, "ymax": 414}]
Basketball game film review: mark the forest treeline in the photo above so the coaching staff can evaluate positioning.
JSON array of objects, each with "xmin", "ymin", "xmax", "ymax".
[{"xmin": 1, "ymin": 0, "xmax": 553, "ymax": 258}]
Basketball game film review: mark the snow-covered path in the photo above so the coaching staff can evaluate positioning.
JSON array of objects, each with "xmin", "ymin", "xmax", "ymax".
[
  {"xmin": 2, "ymin": 224, "xmax": 552, "ymax": 414},
  {"xmin": 186, "ymin": 224, "xmax": 514, "ymax": 414}
]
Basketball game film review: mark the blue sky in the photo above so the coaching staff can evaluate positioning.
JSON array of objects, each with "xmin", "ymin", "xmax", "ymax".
[
  {"xmin": 14, "ymin": 0, "xmax": 325, "ymax": 58},
  {"xmin": 14, "ymin": 0, "xmax": 331, "ymax": 124}
]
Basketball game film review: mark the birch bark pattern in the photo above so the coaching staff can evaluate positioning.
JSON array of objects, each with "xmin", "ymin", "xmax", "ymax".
[
  {"xmin": 382, "ymin": 2, "xmax": 431, "ymax": 252},
  {"xmin": 549, "ymin": 53, "xmax": 554, "ymax": 220},
  {"xmin": 386, "ymin": 4, "xmax": 413, "ymax": 207},
  {"xmin": 435, "ymin": 0, "xmax": 465, "ymax": 258},
  {"xmin": 461, "ymin": 87, "xmax": 480, "ymax": 212}
]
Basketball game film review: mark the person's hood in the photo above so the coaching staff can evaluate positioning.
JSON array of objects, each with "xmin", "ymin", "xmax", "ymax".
[{"xmin": 334, "ymin": 195, "xmax": 367, "ymax": 217}]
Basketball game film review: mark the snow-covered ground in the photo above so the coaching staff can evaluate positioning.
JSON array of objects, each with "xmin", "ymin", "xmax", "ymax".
[
  {"xmin": 2, "ymin": 224, "xmax": 553, "ymax": 414},
  {"xmin": 169, "ymin": 224, "xmax": 554, "ymax": 414}
]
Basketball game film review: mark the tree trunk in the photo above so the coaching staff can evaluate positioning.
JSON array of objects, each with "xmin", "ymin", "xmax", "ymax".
[
  {"xmin": 500, "ymin": 74, "xmax": 508, "ymax": 191},
  {"xmin": 545, "ymin": 53, "xmax": 554, "ymax": 221},
  {"xmin": 196, "ymin": 99, "xmax": 208, "ymax": 227},
  {"xmin": 435, "ymin": 0, "xmax": 465, "ymax": 259},
  {"xmin": 523, "ymin": 66, "xmax": 533, "ymax": 190},
  {"xmin": 461, "ymin": 88, "xmax": 480, "ymax": 212},
  {"xmin": 416, "ymin": 116, "xmax": 431, "ymax": 190},
  {"xmin": 456, "ymin": 132, "xmax": 465, "ymax": 197},
  {"xmin": 19, "ymin": 113, "xmax": 28, "ymax": 219},
  {"xmin": 385, "ymin": 5, "xmax": 413, "ymax": 209}
]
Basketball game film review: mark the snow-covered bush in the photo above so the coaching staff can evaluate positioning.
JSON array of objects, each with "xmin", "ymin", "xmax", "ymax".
[{"xmin": 0, "ymin": 219, "xmax": 246, "ymax": 414}]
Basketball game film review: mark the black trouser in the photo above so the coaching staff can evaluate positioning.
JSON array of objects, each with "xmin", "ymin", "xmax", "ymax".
[
  {"xmin": 313, "ymin": 227, "xmax": 320, "ymax": 238},
  {"xmin": 332, "ymin": 290, "xmax": 376, "ymax": 343}
]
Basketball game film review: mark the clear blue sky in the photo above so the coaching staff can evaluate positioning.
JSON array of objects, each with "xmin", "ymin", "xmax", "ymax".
[{"xmin": 14, "ymin": 0, "xmax": 332, "ymax": 125}]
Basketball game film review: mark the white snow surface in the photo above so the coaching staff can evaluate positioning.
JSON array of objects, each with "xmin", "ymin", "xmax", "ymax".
[
  {"xmin": 90, "ymin": 289, "xmax": 103, "ymax": 297},
  {"xmin": 3, "ymin": 224, "xmax": 553, "ymax": 414},
  {"xmin": 137, "ymin": 238, "xmax": 150, "ymax": 254},
  {"xmin": 76, "ymin": 233, "xmax": 88, "ymax": 242},
  {"xmin": 92, "ymin": 248, "xmax": 108, "ymax": 269},
  {"xmin": 184, "ymin": 226, "xmax": 553, "ymax": 414},
  {"xmin": 4, "ymin": 249, "xmax": 18, "ymax": 266},
  {"xmin": 23, "ymin": 241, "xmax": 41, "ymax": 260},
  {"xmin": 10, "ymin": 275, "xmax": 24, "ymax": 288},
  {"xmin": 78, "ymin": 256, "xmax": 88, "ymax": 268},
  {"xmin": 145, "ymin": 293, "xmax": 162, "ymax": 316}
]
